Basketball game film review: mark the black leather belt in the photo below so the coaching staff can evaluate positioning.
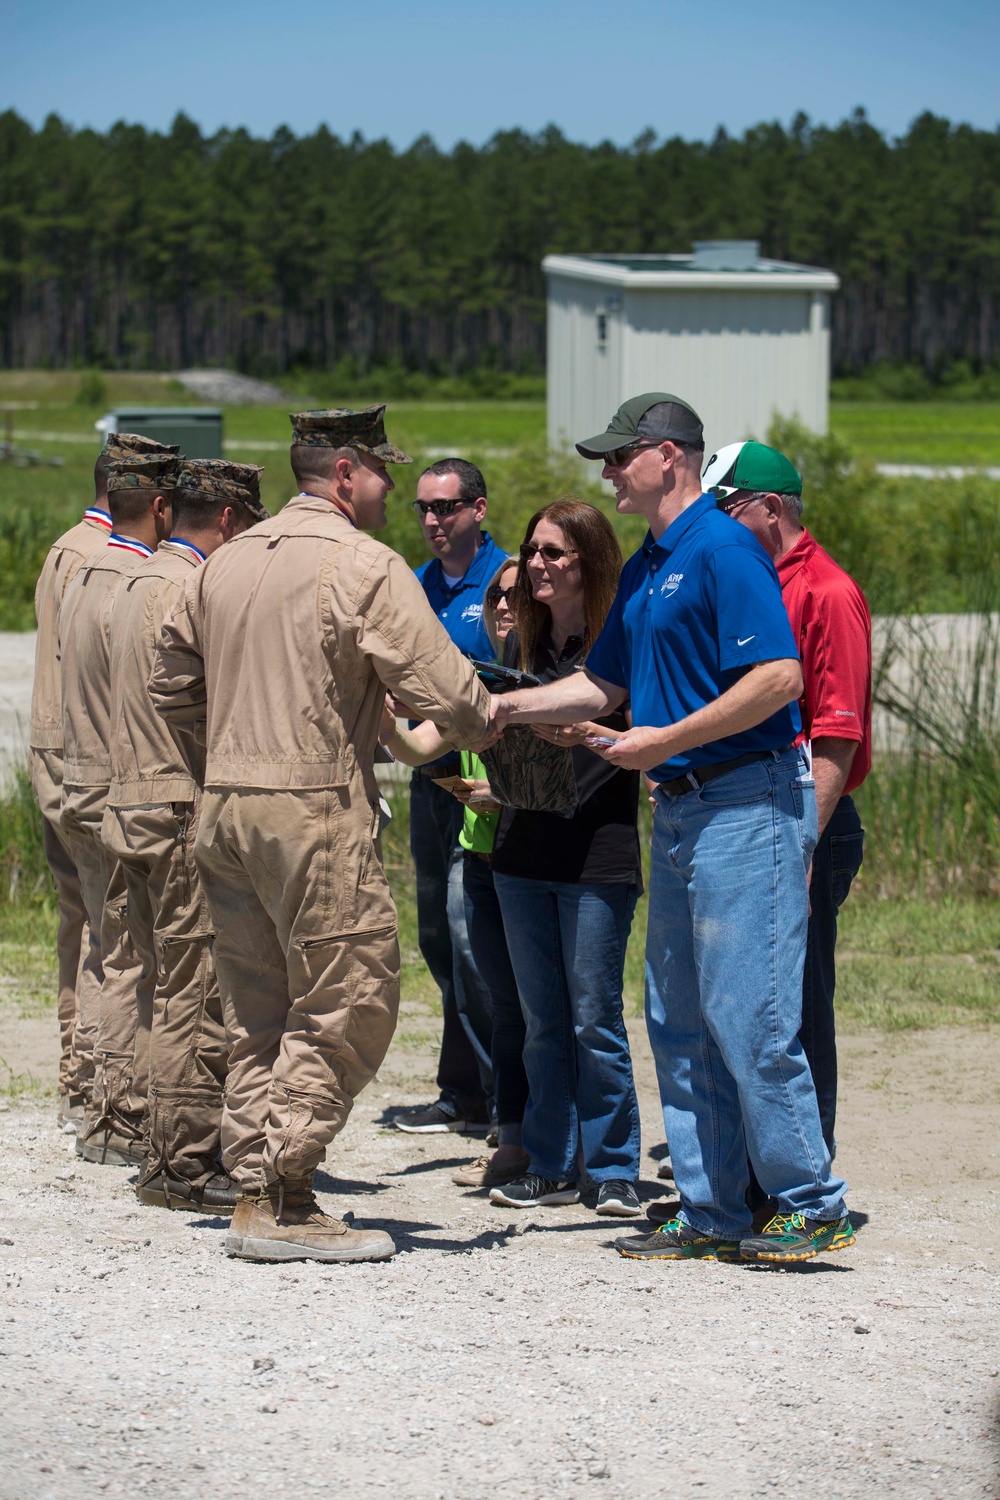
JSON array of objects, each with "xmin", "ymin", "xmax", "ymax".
[{"xmin": 657, "ymin": 747, "xmax": 790, "ymax": 799}]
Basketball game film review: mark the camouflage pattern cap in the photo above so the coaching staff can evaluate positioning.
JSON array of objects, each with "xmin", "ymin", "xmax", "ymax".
[
  {"xmin": 105, "ymin": 432, "xmax": 180, "ymax": 459},
  {"xmin": 107, "ymin": 452, "xmax": 181, "ymax": 493},
  {"xmin": 289, "ymin": 404, "xmax": 412, "ymax": 464},
  {"xmin": 176, "ymin": 459, "xmax": 269, "ymax": 522}
]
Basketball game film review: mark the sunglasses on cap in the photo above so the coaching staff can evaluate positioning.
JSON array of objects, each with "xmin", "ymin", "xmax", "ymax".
[
  {"xmin": 486, "ymin": 582, "xmax": 516, "ymax": 607},
  {"xmin": 519, "ymin": 542, "xmax": 578, "ymax": 563},
  {"xmin": 412, "ymin": 498, "xmax": 477, "ymax": 518}
]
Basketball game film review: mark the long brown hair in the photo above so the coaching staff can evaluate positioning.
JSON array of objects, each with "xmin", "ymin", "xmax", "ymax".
[{"xmin": 511, "ymin": 498, "xmax": 623, "ymax": 672}]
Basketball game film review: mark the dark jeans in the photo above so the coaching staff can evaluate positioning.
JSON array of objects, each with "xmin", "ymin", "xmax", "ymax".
[
  {"xmin": 463, "ymin": 854, "xmax": 528, "ymax": 1145},
  {"xmin": 801, "ymin": 794, "xmax": 865, "ymax": 1155},
  {"xmin": 409, "ymin": 773, "xmax": 493, "ymax": 1114},
  {"xmin": 493, "ymin": 873, "xmax": 641, "ymax": 1183}
]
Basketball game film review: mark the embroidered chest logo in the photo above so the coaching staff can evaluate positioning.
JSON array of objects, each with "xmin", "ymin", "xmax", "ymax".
[
  {"xmin": 461, "ymin": 602, "xmax": 483, "ymax": 622},
  {"xmin": 660, "ymin": 572, "xmax": 684, "ymax": 597}
]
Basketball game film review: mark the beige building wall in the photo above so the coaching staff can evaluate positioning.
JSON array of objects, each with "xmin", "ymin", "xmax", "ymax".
[{"xmin": 545, "ymin": 255, "xmax": 837, "ymax": 461}]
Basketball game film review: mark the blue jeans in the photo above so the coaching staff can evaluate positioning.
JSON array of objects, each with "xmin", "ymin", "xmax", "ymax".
[
  {"xmin": 493, "ymin": 874, "xmax": 640, "ymax": 1183},
  {"xmin": 409, "ymin": 774, "xmax": 493, "ymax": 1113},
  {"xmin": 463, "ymin": 854, "xmax": 528, "ymax": 1145},
  {"xmin": 645, "ymin": 749, "xmax": 847, "ymax": 1239}
]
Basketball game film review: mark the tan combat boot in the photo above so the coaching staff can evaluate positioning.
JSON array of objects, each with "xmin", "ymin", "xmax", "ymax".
[{"xmin": 223, "ymin": 1177, "xmax": 396, "ymax": 1264}]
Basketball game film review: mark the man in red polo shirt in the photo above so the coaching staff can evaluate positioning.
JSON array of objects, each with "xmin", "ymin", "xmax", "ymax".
[{"xmin": 702, "ymin": 440, "xmax": 871, "ymax": 1156}]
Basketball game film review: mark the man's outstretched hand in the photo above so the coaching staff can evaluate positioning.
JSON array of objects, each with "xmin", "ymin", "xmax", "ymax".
[{"xmin": 474, "ymin": 694, "xmax": 510, "ymax": 751}]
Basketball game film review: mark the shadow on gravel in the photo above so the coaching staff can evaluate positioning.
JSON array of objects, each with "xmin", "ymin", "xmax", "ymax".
[
  {"xmin": 313, "ymin": 1170, "xmax": 392, "ymax": 1197},
  {"xmin": 363, "ymin": 1214, "xmax": 622, "ymax": 1254},
  {"xmin": 381, "ymin": 1155, "xmax": 472, "ymax": 1177}
]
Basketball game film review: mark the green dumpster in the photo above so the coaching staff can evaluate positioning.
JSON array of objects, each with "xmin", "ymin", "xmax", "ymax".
[{"xmin": 96, "ymin": 407, "xmax": 223, "ymax": 459}]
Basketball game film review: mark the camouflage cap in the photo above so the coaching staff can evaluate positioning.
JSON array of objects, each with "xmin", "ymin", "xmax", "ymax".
[
  {"xmin": 105, "ymin": 432, "xmax": 180, "ymax": 459},
  {"xmin": 107, "ymin": 452, "xmax": 181, "ymax": 493},
  {"xmin": 176, "ymin": 459, "xmax": 269, "ymax": 522},
  {"xmin": 289, "ymin": 404, "xmax": 412, "ymax": 464}
]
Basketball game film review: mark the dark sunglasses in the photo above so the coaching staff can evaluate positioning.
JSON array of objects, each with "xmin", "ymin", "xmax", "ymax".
[
  {"xmin": 486, "ymin": 583, "xmax": 516, "ymax": 607},
  {"xmin": 519, "ymin": 542, "xmax": 578, "ymax": 563},
  {"xmin": 412, "ymin": 498, "xmax": 476, "ymax": 518},
  {"xmin": 604, "ymin": 439, "xmax": 660, "ymax": 468}
]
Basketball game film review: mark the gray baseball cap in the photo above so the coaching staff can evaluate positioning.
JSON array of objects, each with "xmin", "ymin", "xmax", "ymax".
[{"xmin": 576, "ymin": 392, "xmax": 704, "ymax": 459}]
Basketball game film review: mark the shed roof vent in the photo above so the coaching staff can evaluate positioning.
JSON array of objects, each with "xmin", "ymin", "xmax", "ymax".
[{"xmin": 691, "ymin": 240, "xmax": 760, "ymax": 271}]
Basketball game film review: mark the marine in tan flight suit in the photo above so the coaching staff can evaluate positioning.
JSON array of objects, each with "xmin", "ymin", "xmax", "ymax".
[
  {"xmin": 150, "ymin": 405, "xmax": 490, "ymax": 1264},
  {"xmin": 61, "ymin": 440, "xmax": 178, "ymax": 1166},
  {"xmin": 29, "ymin": 454, "xmax": 117, "ymax": 1127},
  {"xmin": 103, "ymin": 459, "xmax": 268, "ymax": 1212}
]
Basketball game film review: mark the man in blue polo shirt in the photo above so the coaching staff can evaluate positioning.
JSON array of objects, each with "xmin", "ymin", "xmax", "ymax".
[
  {"xmin": 487, "ymin": 394, "xmax": 853, "ymax": 1266},
  {"xmin": 395, "ymin": 457, "xmax": 508, "ymax": 1135}
]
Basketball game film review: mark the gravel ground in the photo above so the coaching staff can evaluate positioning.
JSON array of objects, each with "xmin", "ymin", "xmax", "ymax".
[{"xmin": 1, "ymin": 1017, "xmax": 998, "ymax": 1500}]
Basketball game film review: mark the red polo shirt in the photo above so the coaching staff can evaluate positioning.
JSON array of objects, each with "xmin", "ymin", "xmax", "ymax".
[{"xmin": 775, "ymin": 528, "xmax": 872, "ymax": 795}]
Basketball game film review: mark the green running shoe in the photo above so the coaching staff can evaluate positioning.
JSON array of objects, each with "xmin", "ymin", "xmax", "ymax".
[
  {"xmin": 740, "ymin": 1212, "xmax": 856, "ymax": 1264},
  {"xmin": 615, "ymin": 1216, "xmax": 742, "ymax": 1262}
]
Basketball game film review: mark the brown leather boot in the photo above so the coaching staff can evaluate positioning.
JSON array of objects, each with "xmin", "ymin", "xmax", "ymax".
[
  {"xmin": 223, "ymin": 1177, "xmax": 396, "ymax": 1264},
  {"xmin": 75, "ymin": 1115, "xmax": 145, "ymax": 1166},
  {"xmin": 136, "ymin": 1169, "xmax": 239, "ymax": 1212}
]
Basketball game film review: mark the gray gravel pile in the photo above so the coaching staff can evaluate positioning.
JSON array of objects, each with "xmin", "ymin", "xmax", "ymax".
[
  {"xmin": 173, "ymin": 370, "xmax": 295, "ymax": 406},
  {"xmin": 1, "ymin": 1082, "xmax": 998, "ymax": 1500}
]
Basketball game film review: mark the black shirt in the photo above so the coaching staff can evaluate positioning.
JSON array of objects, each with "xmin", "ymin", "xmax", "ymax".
[{"xmin": 490, "ymin": 626, "xmax": 642, "ymax": 886}]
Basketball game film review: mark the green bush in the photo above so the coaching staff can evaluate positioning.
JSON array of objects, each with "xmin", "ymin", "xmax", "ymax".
[{"xmin": 0, "ymin": 764, "xmax": 53, "ymax": 909}]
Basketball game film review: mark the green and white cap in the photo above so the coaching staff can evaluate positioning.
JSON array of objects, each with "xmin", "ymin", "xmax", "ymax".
[{"xmin": 702, "ymin": 440, "xmax": 802, "ymax": 499}]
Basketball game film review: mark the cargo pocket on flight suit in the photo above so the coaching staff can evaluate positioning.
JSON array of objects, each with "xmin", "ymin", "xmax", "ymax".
[{"xmin": 271, "ymin": 918, "xmax": 400, "ymax": 1176}]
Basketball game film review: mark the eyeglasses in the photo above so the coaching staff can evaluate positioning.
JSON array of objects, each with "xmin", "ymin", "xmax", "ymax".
[
  {"xmin": 486, "ymin": 583, "xmax": 516, "ymax": 607},
  {"xmin": 519, "ymin": 543, "xmax": 578, "ymax": 563},
  {"xmin": 716, "ymin": 492, "xmax": 762, "ymax": 516},
  {"xmin": 412, "ymin": 498, "xmax": 476, "ymax": 518},
  {"xmin": 604, "ymin": 440, "xmax": 660, "ymax": 468}
]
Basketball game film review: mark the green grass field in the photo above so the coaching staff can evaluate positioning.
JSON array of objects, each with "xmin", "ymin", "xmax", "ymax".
[{"xmin": 830, "ymin": 401, "xmax": 1000, "ymax": 467}]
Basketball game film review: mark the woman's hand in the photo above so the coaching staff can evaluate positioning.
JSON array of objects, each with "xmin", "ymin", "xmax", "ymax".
[{"xmin": 455, "ymin": 778, "xmax": 501, "ymax": 813}]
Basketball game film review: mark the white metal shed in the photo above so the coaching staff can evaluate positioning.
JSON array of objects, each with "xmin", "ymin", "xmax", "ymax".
[{"xmin": 543, "ymin": 242, "xmax": 840, "ymax": 459}]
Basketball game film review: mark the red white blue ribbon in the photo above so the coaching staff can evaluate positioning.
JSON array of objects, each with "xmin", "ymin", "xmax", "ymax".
[
  {"xmin": 107, "ymin": 533, "xmax": 153, "ymax": 558},
  {"xmin": 84, "ymin": 507, "xmax": 113, "ymax": 530},
  {"xmin": 167, "ymin": 538, "xmax": 206, "ymax": 564}
]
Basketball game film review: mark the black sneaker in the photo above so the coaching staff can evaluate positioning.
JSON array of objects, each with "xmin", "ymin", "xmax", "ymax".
[
  {"xmin": 647, "ymin": 1196, "xmax": 682, "ymax": 1225},
  {"xmin": 614, "ymin": 1216, "xmax": 742, "ymax": 1262},
  {"xmin": 489, "ymin": 1174, "xmax": 580, "ymax": 1208},
  {"xmin": 394, "ymin": 1102, "xmax": 465, "ymax": 1134},
  {"xmin": 595, "ymin": 1180, "xmax": 642, "ymax": 1216}
]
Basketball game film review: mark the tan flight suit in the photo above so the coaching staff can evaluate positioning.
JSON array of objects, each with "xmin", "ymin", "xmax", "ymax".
[
  {"xmin": 59, "ymin": 539, "xmax": 154, "ymax": 1143},
  {"xmin": 150, "ymin": 494, "xmax": 490, "ymax": 1190},
  {"xmin": 29, "ymin": 511, "xmax": 112, "ymax": 1101},
  {"xmin": 103, "ymin": 540, "xmax": 226, "ymax": 1189}
]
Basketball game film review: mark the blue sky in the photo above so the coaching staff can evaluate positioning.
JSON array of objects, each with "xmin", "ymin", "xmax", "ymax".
[{"xmin": 2, "ymin": 0, "xmax": 997, "ymax": 147}]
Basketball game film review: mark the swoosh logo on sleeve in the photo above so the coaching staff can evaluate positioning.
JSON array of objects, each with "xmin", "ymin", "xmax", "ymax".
[{"xmin": 737, "ymin": 635, "xmax": 756, "ymax": 646}]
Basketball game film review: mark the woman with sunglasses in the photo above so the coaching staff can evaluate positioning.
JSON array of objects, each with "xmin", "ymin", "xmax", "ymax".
[
  {"xmin": 379, "ymin": 559, "xmax": 532, "ymax": 1187},
  {"xmin": 488, "ymin": 500, "xmax": 643, "ymax": 1218}
]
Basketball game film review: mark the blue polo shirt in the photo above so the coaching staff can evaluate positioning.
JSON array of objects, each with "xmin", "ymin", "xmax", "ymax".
[
  {"xmin": 586, "ymin": 494, "xmax": 801, "ymax": 781},
  {"xmin": 413, "ymin": 530, "xmax": 510, "ymax": 769},
  {"xmin": 415, "ymin": 530, "xmax": 510, "ymax": 662}
]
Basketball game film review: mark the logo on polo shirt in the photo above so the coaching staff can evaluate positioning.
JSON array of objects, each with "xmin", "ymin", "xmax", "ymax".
[
  {"xmin": 461, "ymin": 602, "xmax": 483, "ymax": 622},
  {"xmin": 661, "ymin": 572, "xmax": 683, "ymax": 597}
]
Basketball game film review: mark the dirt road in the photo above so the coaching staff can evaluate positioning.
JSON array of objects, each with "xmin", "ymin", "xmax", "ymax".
[{"xmin": 1, "ymin": 1007, "xmax": 998, "ymax": 1500}]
